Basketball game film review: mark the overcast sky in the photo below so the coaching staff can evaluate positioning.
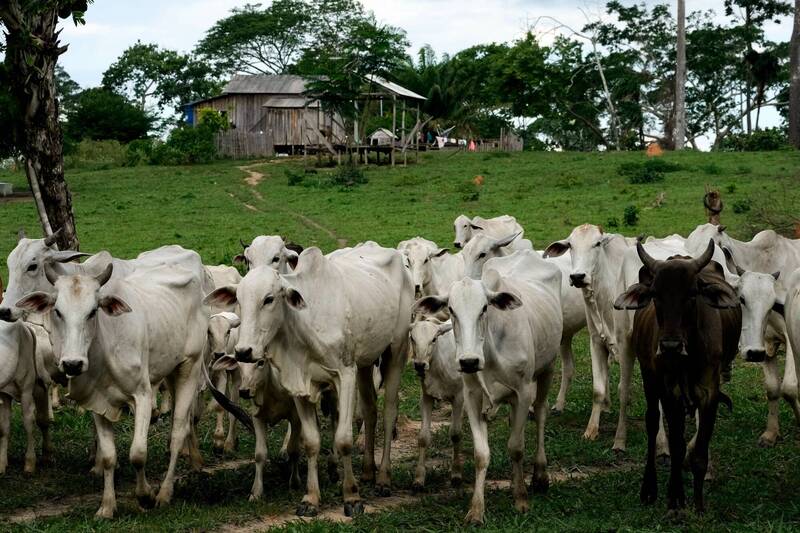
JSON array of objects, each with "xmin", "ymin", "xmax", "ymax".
[{"xmin": 56, "ymin": 0, "xmax": 793, "ymax": 141}]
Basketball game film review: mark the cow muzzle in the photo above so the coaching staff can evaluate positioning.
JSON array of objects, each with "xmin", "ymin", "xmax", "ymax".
[
  {"xmin": 453, "ymin": 242, "xmax": 462, "ymax": 249},
  {"xmin": 239, "ymin": 388, "xmax": 253, "ymax": 400},
  {"xmin": 569, "ymin": 273, "xmax": 588, "ymax": 288},
  {"xmin": 235, "ymin": 347, "xmax": 254, "ymax": 363},
  {"xmin": 413, "ymin": 361, "xmax": 428, "ymax": 377},
  {"xmin": 744, "ymin": 348, "xmax": 767, "ymax": 363},
  {"xmin": 658, "ymin": 339, "xmax": 687, "ymax": 356},
  {"xmin": 212, "ymin": 351, "xmax": 226, "ymax": 360},
  {"xmin": 61, "ymin": 358, "xmax": 86, "ymax": 377},
  {"xmin": 0, "ymin": 307, "xmax": 20, "ymax": 322},
  {"xmin": 459, "ymin": 356, "xmax": 482, "ymax": 374}
]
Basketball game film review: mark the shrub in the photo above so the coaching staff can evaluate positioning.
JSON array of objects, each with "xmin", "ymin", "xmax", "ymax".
[
  {"xmin": 726, "ymin": 184, "xmax": 737, "ymax": 194},
  {"xmin": 286, "ymin": 168, "xmax": 305, "ymax": 186},
  {"xmin": 721, "ymin": 128, "xmax": 790, "ymax": 152},
  {"xmin": 285, "ymin": 164, "xmax": 367, "ymax": 190},
  {"xmin": 700, "ymin": 163, "xmax": 722, "ymax": 175},
  {"xmin": 329, "ymin": 164, "xmax": 367, "ymax": 189},
  {"xmin": 606, "ymin": 217, "xmax": 620, "ymax": 228},
  {"xmin": 732, "ymin": 198, "xmax": 752, "ymax": 214},
  {"xmin": 151, "ymin": 109, "xmax": 228, "ymax": 165},
  {"xmin": 618, "ymin": 158, "xmax": 681, "ymax": 184},
  {"xmin": 125, "ymin": 138, "xmax": 156, "ymax": 166},
  {"xmin": 64, "ymin": 88, "xmax": 153, "ymax": 144},
  {"xmin": 457, "ymin": 179, "xmax": 481, "ymax": 202},
  {"xmin": 63, "ymin": 139, "xmax": 127, "ymax": 170},
  {"xmin": 623, "ymin": 205, "xmax": 640, "ymax": 226}
]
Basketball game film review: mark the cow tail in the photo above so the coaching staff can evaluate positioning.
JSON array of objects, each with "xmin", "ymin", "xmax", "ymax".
[
  {"xmin": 719, "ymin": 391, "xmax": 733, "ymax": 413},
  {"xmin": 201, "ymin": 360, "xmax": 254, "ymax": 433}
]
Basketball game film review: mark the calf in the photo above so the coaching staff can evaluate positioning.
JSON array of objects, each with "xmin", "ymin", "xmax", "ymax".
[
  {"xmin": 0, "ymin": 320, "xmax": 52, "ymax": 474},
  {"xmin": 615, "ymin": 240, "xmax": 740, "ymax": 512},
  {"xmin": 453, "ymin": 214, "xmax": 527, "ymax": 250},
  {"xmin": 207, "ymin": 312, "xmax": 242, "ymax": 453},
  {"xmin": 415, "ymin": 250, "xmax": 562, "ymax": 524},
  {"xmin": 235, "ymin": 235, "xmax": 301, "ymax": 272},
  {"xmin": 408, "ymin": 317, "xmax": 463, "ymax": 491}
]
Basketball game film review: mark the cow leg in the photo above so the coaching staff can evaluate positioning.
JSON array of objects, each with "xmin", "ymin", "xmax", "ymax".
[
  {"xmin": 250, "ymin": 416, "xmax": 268, "ymax": 501},
  {"xmin": 584, "ymin": 337, "xmax": 609, "ymax": 440},
  {"xmin": 377, "ymin": 345, "xmax": 405, "ymax": 496},
  {"xmin": 33, "ymin": 383, "xmax": 53, "ymax": 464},
  {"xmin": 509, "ymin": 386, "xmax": 533, "ymax": 513},
  {"xmin": 49, "ymin": 384, "xmax": 60, "ymax": 421},
  {"xmin": 336, "ymin": 366, "xmax": 363, "ymax": 516},
  {"xmin": 294, "ymin": 396, "xmax": 321, "ymax": 516},
  {"xmin": 0, "ymin": 395, "xmax": 10, "ymax": 474},
  {"xmin": 131, "ymin": 392, "xmax": 156, "ymax": 508},
  {"xmin": 450, "ymin": 393, "xmax": 465, "ymax": 488},
  {"xmin": 224, "ymin": 369, "xmax": 241, "ymax": 453},
  {"xmin": 93, "ymin": 414, "xmax": 117, "ymax": 519},
  {"xmin": 531, "ymin": 367, "xmax": 553, "ymax": 495},
  {"xmin": 781, "ymin": 342, "xmax": 800, "ymax": 424},
  {"xmin": 413, "ymin": 391, "xmax": 434, "ymax": 492},
  {"xmin": 613, "ymin": 344, "xmax": 635, "ymax": 453},
  {"xmin": 639, "ymin": 369, "xmax": 660, "ymax": 505},
  {"xmin": 20, "ymin": 390, "xmax": 37, "ymax": 474},
  {"xmin": 463, "ymin": 380, "xmax": 489, "ymax": 524},
  {"xmin": 656, "ymin": 402, "xmax": 670, "ymax": 458},
  {"xmin": 279, "ymin": 424, "xmax": 292, "ymax": 461},
  {"xmin": 212, "ymin": 370, "xmax": 227, "ymax": 451},
  {"xmin": 156, "ymin": 360, "xmax": 201, "ymax": 507},
  {"xmin": 760, "ymin": 354, "xmax": 781, "ymax": 447},
  {"xmin": 690, "ymin": 398, "xmax": 718, "ymax": 513},
  {"xmin": 159, "ymin": 381, "xmax": 172, "ymax": 416},
  {"xmin": 357, "ymin": 365, "xmax": 378, "ymax": 484},
  {"xmin": 663, "ymin": 395, "xmax": 686, "ymax": 510},
  {"xmin": 288, "ymin": 415, "xmax": 302, "ymax": 489},
  {"xmin": 553, "ymin": 336, "xmax": 575, "ymax": 414}
]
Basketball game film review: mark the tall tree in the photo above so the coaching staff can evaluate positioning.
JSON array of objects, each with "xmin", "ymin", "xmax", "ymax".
[
  {"xmin": 790, "ymin": 0, "xmax": 800, "ymax": 147},
  {"xmin": 674, "ymin": 0, "xmax": 687, "ymax": 149},
  {"xmin": 0, "ymin": 1, "xmax": 89, "ymax": 250}
]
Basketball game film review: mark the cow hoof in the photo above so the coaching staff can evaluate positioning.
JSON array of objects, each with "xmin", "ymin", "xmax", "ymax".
[
  {"xmin": 464, "ymin": 509, "xmax": 484, "ymax": 525},
  {"xmin": 296, "ymin": 502, "xmax": 319, "ymax": 517},
  {"xmin": 23, "ymin": 462, "xmax": 36, "ymax": 475},
  {"xmin": 640, "ymin": 484, "xmax": 657, "ymax": 505},
  {"xmin": 582, "ymin": 428, "xmax": 599, "ymax": 441},
  {"xmin": 665, "ymin": 508, "xmax": 687, "ymax": 521},
  {"xmin": 137, "ymin": 492, "xmax": 157, "ymax": 509},
  {"xmin": 249, "ymin": 493, "xmax": 263, "ymax": 502},
  {"xmin": 412, "ymin": 481, "xmax": 424, "ymax": 494},
  {"xmin": 758, "ymin": 434, "xmax": 777, "ymax": 448},
  {"xmin": 515, "ymin": 500, "xmax": 529, "ymax": 513},
  {"xmin": 95, "ymin": 507, "xmax": 116, "ymax": 519},
  {"xmin": 375, "ymin": 484, "xmax": 392, "ymax": 497},
  {"xmin": 612, "ymin": 446, "xmax": 626, "ymax": 457},
  {"xmin": 344, "ymin": 501, "xmax": 365, "ymax": 517},
  {"xmin": 531, "ymin": 475, "xmax": 549, "ymax": 494},
  {"xmin": 550, "ymin": 407, "xmax": 563, "ymax": 417}
]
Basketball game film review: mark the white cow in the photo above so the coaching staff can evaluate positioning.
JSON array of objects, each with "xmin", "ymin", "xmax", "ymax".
[
  {"xmin": 687, "ymin": 223, "xmax": 800, "ymax": 275},
  {"xmin": 408, "ymin": 317, "xmax": 463, "ymax": 491},
  {"xmin": 725, "ymin": 259, "xmax": 800, "ymax": 446},
  {"xmin": 453, "ymin": 214, "xmax": 527, "ymax": 250},
  {"xmin": 784, "ymin": 269, "xmax": 800, "ymax": 406},
  {"xmin": 205, "ymin": 243, "xmax": 413, "ymax": 517},
  {"xmin": 544, "ymin": 224, "xmax": 687, "ymax": 453},
  {"xmin": 14, "ymin": 260, "xmax": 208, "ymax": 518},
  {"xmin": 206, "ymin": 311, "xmax": 242, "ymax": 453},
  {"xmin": 414, "ymin": 250, "xmax": 562, "ymax": 524},
  {"xmin": 0, "ymin": 320, "xmax": 51, "ymax": 474},
  {"xmin": 235, "ymin": 235, "xmax": 300, "ymax": 272},
  {"xmin": 397, "ymin": 237, "xmax": 441, "ymax": 296}
]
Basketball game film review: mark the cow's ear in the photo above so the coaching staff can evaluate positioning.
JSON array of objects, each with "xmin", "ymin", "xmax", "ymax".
[
  {"xmin": 204, "ymin": 285, "xmax": 238, "ymax": 309},
  {"xmin": 212, "ymin": 356, "xmax": 239, "ymax": 372},
  {"xmin": 614, "ymin": 283, "xmax": 652, "ymax": 310},
  {"xmin": 493, "ymin": 232, "xmax": 521, "ymax": 250},
  {"xmin": 99, "ymin": 295, "xmax": 132, "ymax": 316},
  {"xmin": 413, "ymin": 295, "xmax": 448, "ymax": 317},
  {"xmin": 489, "ymin": 291, "xmax": 522, "ymax": 311},
  {"xmin": 432, "ymin": 248, "xmax": 449, "ymax": 258},
  {"xmin": 543, "ymin": 240, "xmax": 569, "ymax": 258},
  {"xmin": 436, "ymin": 321, "xmax": 453, "ymax": 336},
  {"xmin": 469, "ymin": 223, "xmax": 484, "ymax": 231},
  {"xmin": 773, "ymin": 293, "xmax": 786, "ymax": 316},
  {"xmin": 233, "ymin": 254, "xmax": 247, "ymax": 265},
  {"xmin": 284, "ymin": 287, "xmax": 306, "ymax": 310},
  {"xmin": 697, "ymin": 279, "xmax": 738, "ymax": 309},
  {"xmin": 226, "ymin": 314, "xmax": 241, "ymax": 329},
  {"xmin": 49, "ymin": 251, "xmax": 90, "ymax": 263},
  {"xmin": 15, "ymin": 292, "xmax": 55, "ymax": 314},
  {"xmin": 285, "ymin": 249, "xmax": 299, "ymax": 270}
]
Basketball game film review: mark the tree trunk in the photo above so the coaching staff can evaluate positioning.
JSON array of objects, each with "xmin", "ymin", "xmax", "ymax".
[
  {"xmin": 745, "ymin": 7, "xmax": 753, "ymax": 135},
  {"xmin": 790, "ymin": 0, "xmax": 800, "ymax": 148},
  {"xmin": 673, "ymin": 0, "xmax": 687, "ymax": 150},
  {"xmin": 2, "ymin": 3, "xmax": 79, "ymax": 250}
]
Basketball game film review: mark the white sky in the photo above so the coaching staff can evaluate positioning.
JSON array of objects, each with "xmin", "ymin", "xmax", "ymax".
[{"xmin": 56, "ymin": 0, "xmax": 793, "ymax": 142}]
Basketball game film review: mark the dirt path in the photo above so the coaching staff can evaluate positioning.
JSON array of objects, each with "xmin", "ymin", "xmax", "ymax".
[{"xmin": 236, "ymin": 161, "xmax": 348, "ymax": 248}]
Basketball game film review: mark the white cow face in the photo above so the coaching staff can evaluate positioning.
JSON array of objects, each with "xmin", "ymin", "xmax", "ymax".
[
  {"xmin": 544, "ymin": 224, "xmax": 613, "ymax": 288},
  {"xmin": 686, "ymin": 223, "xmax": 728, "ymax": 257},
  {"xmin": 733, "ymin": 271, "xmax": 782, "ymax": 362},
  {"xmin": 237, "ymin": 360, "xmax": 266, "ymax": 400},
  {"xmin": 14, "ymin": 264, "xmax": 130, "ymax": 377},
  {"xmin": 409, "ymin": 319, "xmax": 452, "ymax": 376},
  {"xmin": 413, "ymin": 278, "xmax": 521, "ymax": 373},
  {"xmin": 453, "ymin": 214, "xmax": 482, "ymax": 249},
  {"xmin": 461, "ymin": 233, "xmax": 519, "ymax": 280},
  {"xmin": 204, "ymin": 266, "xmax": 305, "ymax": 363},
  {"xmin": 208, "ymin": 313, "xmax": 240, "ymax": 359},
  {"xmin": 2, "ymin": 235, "xmax": 88, "ymax": 319},
  {"xmin": 402, "ymin": 244, "xmax": 447, "ymax": 297},
  {"xmin": 235, "ymin": 235, "xmax": 299, "ymax": 273}
]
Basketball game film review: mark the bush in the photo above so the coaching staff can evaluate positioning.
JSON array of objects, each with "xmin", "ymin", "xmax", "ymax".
[
  {"xmin": 457, "ymin": 179, "xmax": 481, "ymax": 202},
  {"xmin": 606, "ymin": 217, "xmax": 620, "ymax": 228},
  {"xmin": 329, "ymin": 164, "xmax": 367, "ymax": 189},
  {"xmin": 732, "ymin": 198, "xmax": 752, "ymax": 214},
  {"xmin": 63, "ymin": 139, "xmax": 127, "ymax": 170},
  {"xmin": 151, "ymin": 109, "xmax": 228, "ymax": 165},
  {"xmin": 284, "ymin": 164, "xmax": 367, "ymax": 190},
  {"xmin": 618, "ymin": 158, "xmax": 681, "ymax": 184},
  {"xmin": 125, "ymin": 138, "xmax": 156, "ymax": 166},
  {"xmin": 286, "ymin": 168, "xmax": 305, "ymax": 186},
  {"xmin": 721, "ymin": 128, "xmax": 790, "ymax": 152},
  {"xmin": 64, "ymin": 88, "xmax": 153, "ymax": 144},
  {"xmin": 623, "ymin": 205, "xmax": 640, "ymax": 226}
]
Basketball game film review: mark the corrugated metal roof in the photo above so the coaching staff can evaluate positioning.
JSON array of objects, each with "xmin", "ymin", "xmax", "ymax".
[
  {"xmin": 261, "ymin": 96, "xmax": 319, "ymax": 108},
  {"xmin": 365, "ymin": 75, "xmax": 427, "ymax": 100},
  {"xmin": 223, "ymin": 74, "xmax": 308, "ymax": 95}
]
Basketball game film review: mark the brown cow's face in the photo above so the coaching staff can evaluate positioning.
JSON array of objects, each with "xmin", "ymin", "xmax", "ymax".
[{"xmin": 615, "ymin": 240, "xmax": 738, "ymax": 356}]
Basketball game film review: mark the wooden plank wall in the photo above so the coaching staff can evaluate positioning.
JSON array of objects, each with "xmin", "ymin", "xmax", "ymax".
[{"xmin": 214, "ymin": 131, "xmax": 275, "ymax": 158}]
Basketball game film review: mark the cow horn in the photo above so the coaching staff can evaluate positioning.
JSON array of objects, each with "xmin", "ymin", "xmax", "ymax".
[
  {"xmin": 43, "ymin": 228, "xmax": 62, "ymax": 247},
  {"xmin": 239, "ymin": 238, "xmax": 250, "ymax": 250},
  {"xmin": 692, "ymin": 239, "xmax": 715, "ymax": 273},
  {"xmin": 17, "ymin": 228, "xmax": 26, "ymax": 241},
  {"xmin": 44, "ymin": 262, "xmax": 63, "ymax": 285},
  {"xmin": 636, "ymin": 241, "xmax": 658, "ymax": 272},
  {"xmin": 95, "ymin": 263, "xmax": 113, "ymax": 287}
]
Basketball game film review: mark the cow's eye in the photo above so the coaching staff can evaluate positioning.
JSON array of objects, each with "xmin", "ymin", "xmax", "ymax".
[
  {"xmin": 88, "ymin": 308, "xmax": 97, "ymax": 319},
  {"xmin": 271, "ymin": 256, "xmax": 279, "ymax": 263},
  {"xmin": 26, "ymin": 263, "xmax": 37, "ymax": 272},
  {"xmin": 424, "ymin": 258, "xmax": 429, "ymax": 263},
  {"xmin": 256, "ymin": 360, "xmax": 266, "ymax": 368},
  {"xmin": 593, "ymin": 241, "xmax": 601, "ymax": 248},
  {"xmin": 263, "ymin": 295, "xmax": 274, "ymax": 306},
  {"xmin": 739, "ymin": 296, "xmax": 746, "ymax": 305},
  {"xmin": 54, "ymin": 309, "xmax": 62, "ymax": 319},
  {"xmin": 481, "ymin": 304, "xmax": 488, "ymax": 314},
  {"xmin": 478, "ymin": 252, "xmax": 486, "ymax": 259}
]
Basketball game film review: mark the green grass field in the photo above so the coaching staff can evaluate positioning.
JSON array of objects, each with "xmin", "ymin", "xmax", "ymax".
[{"xmin": 2, "ymin": 150, "xmax": 800, "ymax": 532}]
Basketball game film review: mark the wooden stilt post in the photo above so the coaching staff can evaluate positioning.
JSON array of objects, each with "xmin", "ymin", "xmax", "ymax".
[
  {"xmin": 391, "ymin": 95, "xmax": 396, "ymax": 167},
  {"xmin": 316, "ymin": 105, "xmax": 322, "ymax": 166},
  {"xmin": 415, "ymin": 103, "xmax": 420, "ymax": 163},
  {"xmin": 402, "ymin": 99, "xmax": 407, "ymax": 167}
]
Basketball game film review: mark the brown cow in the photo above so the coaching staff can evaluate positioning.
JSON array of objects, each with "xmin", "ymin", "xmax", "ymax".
[{"xmin": 614, "ymin": 240, "xmax": 740, "ymax": 513}]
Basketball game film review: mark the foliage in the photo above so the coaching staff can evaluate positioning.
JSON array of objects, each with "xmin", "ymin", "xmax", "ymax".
[
  {"xmin": 63, "ymin": 139, "xmax": 127, "ymax": 170},
  {"xmin": 150, "ymin": 110, "xmax": 227, "ymax": 165},
  {"xmin": 623, "ymin": 204, "xmax": 641, "ymax": 225},
  {"xmin": 617, "ymin": 158, "xmax": 681, "ymax": 184},
  {"xmin": 125, "ymin": 138, "xmax": 157, "ymax": 166},
  {"xmin": 64, "ymin": 88, "xmax": 153, "ymax": 144},
  {"xmin": 55, "ymin": 65, "xmax": 81, "ymax": 115},
  {"xmin": 285, "ymin": 163, "xmax": 367, "ymax": 190},
  {"xmin": 733, "ymin": 197, "xmax": 753, "ymax": 213},
  {"xmin": 721, "ymin": 127, "xmax": 791, "ymax": 150}
]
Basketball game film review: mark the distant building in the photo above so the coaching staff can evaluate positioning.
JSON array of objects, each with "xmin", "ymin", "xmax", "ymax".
[{"xmin": 368, "ymin": 128, "xmax": 397, "ymax": 146}]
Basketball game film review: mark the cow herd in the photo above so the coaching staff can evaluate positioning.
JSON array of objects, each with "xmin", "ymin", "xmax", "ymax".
[{"xmin": 1, "ymin": 214, "xmax": 800, "ymax": 524}]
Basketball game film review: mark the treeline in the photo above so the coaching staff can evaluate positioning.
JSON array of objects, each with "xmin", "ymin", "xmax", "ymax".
[{"xmin": 20, "ymin": 0, "xmax": 800, "ymax": 156}]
